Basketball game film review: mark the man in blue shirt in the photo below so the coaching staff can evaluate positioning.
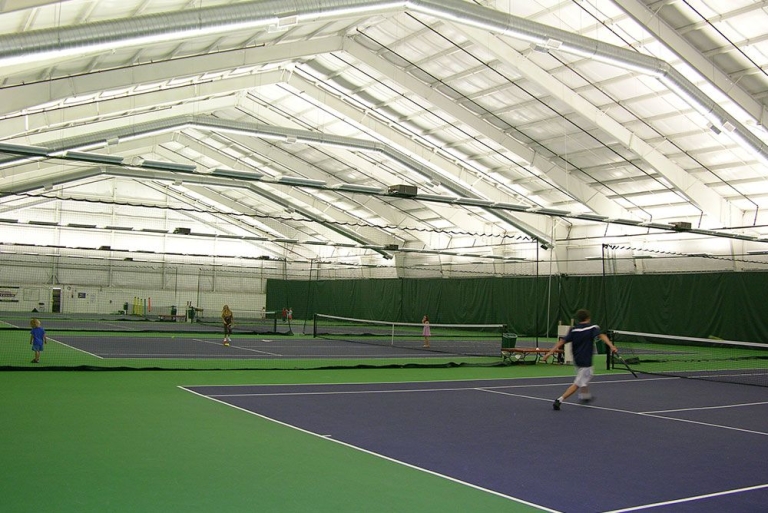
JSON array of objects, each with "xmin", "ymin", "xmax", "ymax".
[{"xmin": 542, "ymin": 309, "xmax": 617, "ymax": 410}]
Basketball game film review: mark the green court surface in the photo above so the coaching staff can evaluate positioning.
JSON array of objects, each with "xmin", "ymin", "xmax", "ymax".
[{"xmin": 1, "ymin": 367, "xmax": 574, "ymax": 513}]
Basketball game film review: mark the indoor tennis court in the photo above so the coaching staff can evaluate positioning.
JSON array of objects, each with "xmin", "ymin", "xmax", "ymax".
[
  {"xmin": 184, "ymin": 375, "xmax": 768, "ymax": 512},
  {"xmin": 4, "ymin": 1, "xmax": 768, "ymax": 512}
]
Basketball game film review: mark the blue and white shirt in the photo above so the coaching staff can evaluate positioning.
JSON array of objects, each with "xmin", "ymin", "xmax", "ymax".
[{"xmin": 563, "ymin": 323, "xmax": 601, "ymax": 368}]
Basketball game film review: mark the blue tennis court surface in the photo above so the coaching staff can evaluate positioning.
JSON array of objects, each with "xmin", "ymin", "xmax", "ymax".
[
  {"xmin": 184, "ymin": 376, "xmax": 768, "ymax": 512},
  {"xmin": 45, "ymin": 333, "xmax": 455, "ymax": 359}
]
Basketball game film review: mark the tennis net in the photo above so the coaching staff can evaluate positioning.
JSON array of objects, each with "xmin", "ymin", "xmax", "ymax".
[
  {"xmin": 609, "ymin": 330, "xmax": 768, "ymax": 387},
  {"xmin": 196, "ymin": 309, "xmax": 284, "ymax": 335},
  {"xmin": 313, "ymin": 313, "xmax": 507, "ymax": 357}
]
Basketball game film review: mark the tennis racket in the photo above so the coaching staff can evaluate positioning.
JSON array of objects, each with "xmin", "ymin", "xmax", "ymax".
[{"xmin": 613, "ymin": 351, "xmax": 638, "ymax": 378}]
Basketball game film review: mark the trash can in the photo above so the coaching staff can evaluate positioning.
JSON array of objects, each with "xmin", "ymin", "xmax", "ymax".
[
  {"xmin": 502, "ymin": 333, "xmax": 517, "ymax": 349},
  {"xmin": 170, "ymin": 306, "xmax": 177, "ymax": 320},
  {"xmin": 187, "ymin": 305, "xmax": 196, "ymax": 323},
  {"xmin": 123, "ymin": 302, "xmax": 129, "ymax": 315}
]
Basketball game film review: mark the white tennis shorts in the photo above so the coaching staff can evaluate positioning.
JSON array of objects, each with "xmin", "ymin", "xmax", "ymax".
[{"xmin": 574, "ymin": 366, "xmax": 594, "ymax": 387}]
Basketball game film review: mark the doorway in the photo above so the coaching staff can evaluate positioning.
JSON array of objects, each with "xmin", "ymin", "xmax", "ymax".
[{"xmin": 51, "ymin": 288, "xmax": 62, "ymax": 313}]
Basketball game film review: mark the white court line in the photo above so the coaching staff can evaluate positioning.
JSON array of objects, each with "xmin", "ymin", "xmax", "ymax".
[
  {"xmin": 192, "ymin": 338, "xmax": 282, "ymax": 356},
  {"xmin": 178, "ymin": 374, "xmax": 661, "ymax": 389},
  {"xmin": 204, "ymin": 376, "xmax": 676, "ymax": 398},
  {"xmin": 480, "ymin": 389, "xmax": 768, "ymax": 437},
  {"xmin": 48, "ymin": 336, "xmax": 103, "ymax": 359},
  {"xmin": 100, "ymin": 322, "xmax": 141, "ymax": 331},
  {"xmin": 178, "ymin": 386, "xmax": 561, "ymax": 513},
  {"xmin": 208, "ymin": 386, "xmax": 531, "ymax": 398},
  {"xmin": 601, "ymin": 483, "xmax": 768, "ymax": 513},
  {"xmin": 645, "ymin": 400, "xmax": 768, "ymax": 414}
]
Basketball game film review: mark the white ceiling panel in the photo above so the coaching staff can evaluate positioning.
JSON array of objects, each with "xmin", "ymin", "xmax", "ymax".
[{"xmin": 2, "ymin": 0, "xmax": 768, "ymax": 275}]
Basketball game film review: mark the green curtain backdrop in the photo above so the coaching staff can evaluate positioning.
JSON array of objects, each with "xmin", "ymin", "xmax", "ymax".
[{"xmin": 267, "ymin": 272, "xmax": 768, "ymax": 342}]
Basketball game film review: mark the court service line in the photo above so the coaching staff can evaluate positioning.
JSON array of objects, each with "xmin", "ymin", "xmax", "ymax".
[
  {"xmin": 601, "ymin": 483, "xmax": 768, "ymax": 513},
  {"xmin": 207, "ymin": 383, "xmax": 588, "ymax": 398},
  {"xmin": 100, "ymin": 322, "xmax": 141, "ymax": 331},
  {"xmin": 645, "ymin": 400, "xmax": 768, "ymax": 414},
  {"xmin": 192, "ymin": 338, "xmax": 282, "ymax": 356},
  {"xmin": 204, "ymin": 376, "xmax": 671, "ymax": 398},
  {"xmin": 181, "ymin": 374, "xmax": 671, "ymax": 389},
  {"xmin": 480, "ymin": 389, "xmax": 768, "ymax": 437},
  {"xmin": 179, "ymin": 386, "xmax": 561, "ymax": 513}
]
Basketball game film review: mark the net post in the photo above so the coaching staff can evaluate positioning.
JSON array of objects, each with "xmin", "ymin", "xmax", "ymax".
[
  {"xmin": 606, "ymin": 330, "xmax": 614, "ymax": 370},
  {"xmin": 313, "ymin": 313, "xmax": 318, "ymax": 338}
]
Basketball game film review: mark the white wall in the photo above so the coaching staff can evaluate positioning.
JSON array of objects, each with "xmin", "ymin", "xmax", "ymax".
[{"xmin": 0, "ymin": 253, "xmax": 267, "ymax": 316}]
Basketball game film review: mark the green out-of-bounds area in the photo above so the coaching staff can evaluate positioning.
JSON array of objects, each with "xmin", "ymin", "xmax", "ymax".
[{"xmin": 1, "ymin": 366, "xmax": 578, "ymax": 513}]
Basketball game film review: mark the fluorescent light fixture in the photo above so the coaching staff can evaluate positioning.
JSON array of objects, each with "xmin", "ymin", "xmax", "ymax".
[
  {"xmin": 0, "ymin": 142, "xmax": 49, "ymax": 156},
  {"xmin": 632, "ymin": 255, "xmax": 655, "ymax": 259},
  {"xmin": 63, "ymin": 151, "xmax": 124, "ymax": 165},
  {"xmin": 210, "ymin": 168, "xmax": 264, "ymax": 180},
  {"xmin": 272, "ymin": 238, "xmax": 298, "ymax": 243},
  {"xmin": 333, "ymin": 184, "xmax": 385, "ymax": 194},
  {"xmin": 585, "ymin": 256, "xmax": 604, "ymax": 260},
  {"xmin": 535, "ymin": 208, "xmax": 570, "ymax": 216},
  {"xmin": 458, "ymin": 198, "xmax": 494, "ymax": 207},
  {"xmin": 67, "ymin": 223, "xmax": 97, "ymax": 228},
  {"xmin": 417, "ymin": 194, "xmax": 459, "ymax": 204},
  {"xmin": 544, "ymin": 38, "xmax": 562, "ymax": 49},
  {"xmin": 138, "ymin": 159, "xmax": 197, "ymax": 173},
  {"xmin": 276, "ymin": 176, "xmax": 327, "ymax": 187},
  {"xmin": 579, "ymin": 214, "xmax": 609, "ymax": 222},
  {"xmin": 643, "ymin": 222, "xmax": 675, "ymax": 230},
  {"xmin": 693, "ymin": 229, "xmax": 719, "ymax": 236},
  {"xmin": 610, "ymin": 218, "xmax": 643, "ymax": 226},
  {"xmin": 493, "ymin": 202, "xmax": 531, "ymax": 212},
  {"xmin": 140, "ymin": 228, "xmax": 169, "ymax": 233},
  {"xmin": 747, "ymin": 250, "xmax": 768, "ymax": 255},
  {"xmin": 687, "ymin": 253, "xmax": 711, "ymax": 257}
]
